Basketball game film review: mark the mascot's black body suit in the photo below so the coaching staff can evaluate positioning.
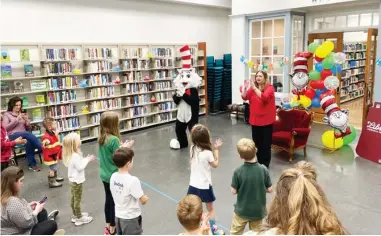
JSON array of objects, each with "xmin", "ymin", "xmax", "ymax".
[{"xmin": 170, "ymin": 45, "xmax": 201, "ymax": 149}]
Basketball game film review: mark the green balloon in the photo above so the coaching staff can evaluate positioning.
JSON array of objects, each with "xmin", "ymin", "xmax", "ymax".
[
  {"xmin": 343, "ymin": 126, "xmax": 357, "ymax": 145},
  {"xmin": 309, "ymin": 70, "xmax": 321, "ymax": 80},
  {"xmin": 322, "ymin": 56, "xmax": 335, "ymax": 69},
  {"xmin": 308, "ymin": 42, "xmax": 320, "ymax": 53}
]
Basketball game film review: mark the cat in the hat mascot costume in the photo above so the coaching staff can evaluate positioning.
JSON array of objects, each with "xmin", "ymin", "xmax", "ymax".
[
  {"xmin": 320, "ymin": 93, "xmax": 351, "ymax": 138},
  {"xmin": 290, "ymin": 52, "xmax": 313, "ymax": 99},
  {"xmin": 170, "ymin": 45, "xmax": 201, "ymax": 149}
]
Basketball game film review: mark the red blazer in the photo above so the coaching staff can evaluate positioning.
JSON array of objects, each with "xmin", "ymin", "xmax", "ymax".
[
  {"xmin": 242, "ymin": 84, "xmax": 276, "ymax": 126},
  {"xmin": 42, "ymin": 131, "xmax": 62, "ymax": 165},
  {"xmin": 1, "ymin": 124, "xmax": 16, "ymax": 162}
]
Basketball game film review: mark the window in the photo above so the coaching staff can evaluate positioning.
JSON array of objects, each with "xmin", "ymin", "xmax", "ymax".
[
  {"xmin": 312, "ymin": 11, "xmax": 378, "ymax": 31},
  {"xmin": 249, "ymin": 18, "xmax": 285, "ymax": 91},
  {"xmin": 314, "ymin": 18, "xmax": 324, "ymax": 30},
  {"xmin": 373, "ymin": 13, "xmax": 379, "ymax": 26},
  {"xmin": 360, "ymin": 13, "xmax": 372, "ymax": 26},
  {"xmin": 347, "ymin": 14, "xmax": 359, "ymax": 27},
  {"xmin": 335, "ymin": 16, "xmax": 347, "ymax": 28},
  {"xmin": 324, "ymin": 17, "xmax": 335, "ymax": 29}
]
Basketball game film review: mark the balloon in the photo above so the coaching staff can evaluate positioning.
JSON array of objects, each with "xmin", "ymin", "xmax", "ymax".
[
  {"xmin": 322, "ymin": 130, "xmax": 344, "ymax": 149},
  {"xmin": 315, "ymin": 46, "xmax": 328, "ymax": 58},
  {"xmin": 311, "ymin": 97, "xmax": 321, "ymax": 108},
  {"xmin": 290, "ymin": 97, "xmax": 300, "ymax": 107},
  {"xmin": 304, "ymin": 88, "xmax": 316, "ymax": 99},
  {"xmin": 308, "ymin": 42, "xmax": 320, "ymax": 53},
  {"xmin": 310, "ymin": 80, "xmax": 326, "ymax": 90},
  {"xmin": 248, "ymin": 61, "xmax": 254, "ymax": 68},
  {"xmin": 315, "ymin": 88, "xmax": 328, "ymax": 98},
  {"xmin": 343, "ymin": 126, "xmax": 357, "ymax": 145},
  {"xmin": 333, "ymin": 52, "xmax": 346, "ymax": 64},
  {"xmin": 324, "ymin": 76, "xmax": 340, "ymax": 90},
  {"xmin": 322, "ymin": 56, "xmax": 335, "ymax": 69},
  {"xmin": 321, "ymin": 69, "xmax": 333, "ymax": 80},
  {"xmin": 299, "ymin": 95, "xmax": 312, "ymax": 108},
  {"xmin": 315, "ymin": 62, "xmax": 324, "ymax": 72},
  {"xmin": 282, "ymin": 103, "xmax": 292, "ymax": 109},
  {"xmin": 322, "ymin": 41, "xmax": 335, "ymax": 52},
  {"xmin": 315, "ymin": 56, "xmax": 324, "ymax": 62},
  {"xmin": 309, "ymin": 70, "xmax": 321, "ymax": 81},
  {"xmin": 331, "ymin": 64, "xmax": 342, "ymax": 75}
]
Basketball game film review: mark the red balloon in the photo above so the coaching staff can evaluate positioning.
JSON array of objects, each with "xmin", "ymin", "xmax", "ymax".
[
  {"xmin": 310, "ymin": 80, "xmax": 325, "ymax": 90},
  {"xmin": 321, "ymin": 69, "xmax": 333, "ymax": 80},
  {"xmin": 304, "ymin": 88, "xmax": 316, "ymax": 99},
  {"xmin": 315, "ymin": 56, "xmax": 323, "ymax": 62}
]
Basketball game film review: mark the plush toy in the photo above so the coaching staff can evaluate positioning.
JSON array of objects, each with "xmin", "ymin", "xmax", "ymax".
[
  {"xmin": 290, "ymin": 52, "xmax": 313, "ymax": 99},
  {"xmin": 320, "ymin": 93, "xmax": 351, "ymax": 138},
  {"xmin": 170, "ymin": 45, "xmax": 201, "ymax": 149}
]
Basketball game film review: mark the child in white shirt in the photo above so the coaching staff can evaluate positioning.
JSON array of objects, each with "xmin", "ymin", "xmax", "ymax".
[
  {"xmin": 110, "ymin": 147, "xmax": 149, "ymax": 235},
  {"xmin": 62, "ymin": 132, "xmax": 95, "ymax": 226}
]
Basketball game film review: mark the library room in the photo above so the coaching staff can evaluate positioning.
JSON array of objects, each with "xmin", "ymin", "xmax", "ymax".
[{"xmin": 1, "ymin": 0, "xmax": 381, "ymax": 235}]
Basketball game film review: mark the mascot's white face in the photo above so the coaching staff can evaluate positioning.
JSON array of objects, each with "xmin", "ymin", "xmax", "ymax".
[
  {"xmin": 173, "ymin": 68, "xmax": 202, "ymax": 90},
  {"xmin": 324, "ymin": 110, "xmax": 349, "ymax": 132},
  {"xmin": 291, "ymin": 72, "xmax": 309, "ymax": 90}
]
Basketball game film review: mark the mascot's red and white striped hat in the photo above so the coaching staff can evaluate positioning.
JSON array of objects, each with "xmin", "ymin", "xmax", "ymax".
[
  {"xmin": 320, "ymin": 93, "xmax": 340, "ymax": 116},
  {"xmin": 179, "ymin": 45, "xmax": 191, "ymax": 70},
  {"xmin": 293, "ymin": 52, "xmax": 313, "ymax": 74}
]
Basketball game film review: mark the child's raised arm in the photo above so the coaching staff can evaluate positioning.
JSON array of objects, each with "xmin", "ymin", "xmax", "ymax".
[
  {"xmin": 73, "ymin": 154, "xmax": 95, "ymax": 171},
  {"xmin": 209, "ymin": 138, "xmax": 222, "ymax": 168}
]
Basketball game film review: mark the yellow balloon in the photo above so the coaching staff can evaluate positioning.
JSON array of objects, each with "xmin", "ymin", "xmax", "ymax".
[
  {"xmin": 315, "ymin": 46, "xmax": 328, "ymax": 58},
  {"xmin": 322, "ymin": 130, "xmax": 343, "ymax": 149},
  {"xmin": 323, "ymin": 41, "xmax": 335, "ymax": 52},
  {"xmin": 299, "ymin": 95, "xmax": 312, "ymax": 108},
  {"xmin": 248, "ymin": 61, "xmax": 254, "ymax": 68}
]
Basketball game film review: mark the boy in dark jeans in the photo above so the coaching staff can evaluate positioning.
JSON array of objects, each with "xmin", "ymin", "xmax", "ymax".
[{"xmin": 230, "ymin": 138, "xmax": 272, "ymax": 235}]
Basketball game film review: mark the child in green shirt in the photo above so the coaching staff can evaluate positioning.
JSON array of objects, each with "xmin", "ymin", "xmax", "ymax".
[{"xmin": 98, "ymin": 111, "xmax": 134, "ymax": 235}]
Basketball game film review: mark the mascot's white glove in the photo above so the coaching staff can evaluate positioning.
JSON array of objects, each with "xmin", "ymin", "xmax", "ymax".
[{"xmin": 176, "ymin": 86, "xmax": 185, "ymax": 97}]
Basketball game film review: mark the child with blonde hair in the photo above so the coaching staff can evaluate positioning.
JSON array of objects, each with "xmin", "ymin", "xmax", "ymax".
[
  {"xmin": 62, "ymin": 132, "xmax": 95, "ymax": 226},
  {"xmin": 98, "ymin": 111, "xmax": 134, "ymax": 235},
  {"xmin": 187, "ymin": 124, "xmax": 224, "ymax": 235},
  {"xmin": 245, "ymin": 161, "xmax": 347, "ymax": 235},
  {"xmin": 230, "ymin": 138, "xmax": 272, "ymax": 235}
]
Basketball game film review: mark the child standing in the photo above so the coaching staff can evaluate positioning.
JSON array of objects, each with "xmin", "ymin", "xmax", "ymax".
[
  {"xmin": 1, "ymin": 114, "xmax": 26, "ymax": 171},
  {"xmin": 187, "ymin": 124, "xmax": 224, "ymax": 235},
  {"xmin": 41, "ymin": 117, "xmax": 63, "ymax": 188},
  {"xmin": 230, "ymin": 138, "xmax": 272, "ymax": 235},
  {"xmin": 62, "ymin": 132, "xmax": 95, "ymax": 226},
  {"xmin": 177, "ymin": 194, "xmax": 211, "ymax": 235},
  {"xmin": 98, "ymin": 111, "xmax": 134, "ymax": 235},
  {"xmin": 110, "ymin": 147, "xmax": 149, "ymax": 235}
]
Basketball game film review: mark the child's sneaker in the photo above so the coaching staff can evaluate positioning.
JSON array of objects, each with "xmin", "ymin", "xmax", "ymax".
[
  {"xmin": 74, "ymin": 215, "xmax": 93, "ymax": 226},
  {"xmin": 104, "ymin": 227, "xmax": 117, "ymax": 235},
  {"xmin": 209, "ymin": 219, "xmax": 225, "ymax": 235},
  {"xmin": 71, "ymin": 212, "xmax": 89, "ymax": 223}
]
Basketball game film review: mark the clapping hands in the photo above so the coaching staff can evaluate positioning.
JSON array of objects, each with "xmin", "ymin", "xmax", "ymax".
[
  {"xmin": 121, "ymin": 139, "xmax": 135, "ymax": 149},
  {"xmin": 214, "ymin": 138, "xmax": 223, "ymax": 150}
]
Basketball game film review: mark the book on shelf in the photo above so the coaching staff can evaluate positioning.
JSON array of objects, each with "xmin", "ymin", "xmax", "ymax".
[
  {"xmin": 48, "ymin": 90, "xmax": 77, "ymax": 104},
  {"xmin": 1, "ymin": 50, "xmax": 10, "ymax": 63},
  {"xmin": 45, "ymin": 48, "xmax": 78, "ymax": 61},
  {"xmin": 85, "ymin": 48, "xmax": 113, "ymax": 59},
  {"xmin": 32, "ymin": 108, "xmax": 42, "ymax": 121},
  {"xmin": 43, "ymin": 62, "xmax": 73, "ymax": 75},
  {"xmin": 49, "ymin": 104, "xmax": 77, "ymax": 117},
  {"xmin": 154, "ymin": 81, "xmax": 172, "ymax": 90},
  {"xmin": 151, "ymin": 48, "xmax": 173, "ymax": 57},
  {"xmin": 1, "ymin": 65, "xmax": 12, "ymax": 78},
  {"xmin": 48, "ymin": 76, "xmax": 79, "ymax": 90},
  {"xmin": 86, "ymin": 74, "xmax": 113, "ymax": 86},
  {"xmin": 153, "ymin": 58, "xmax": 173, "ymax": 69},
  {"xmin": 89, "ymin": 98, "xmax": 121, "ymax": 112},
  {"xmin": 21, "ymin": 96, "xmax": 29, "ymax": 107},
  {"xmin": 126, "ymin": 83, "xmax": 149, "ymax": 94},
  {"xmin": 88, "ymin": 87, "xmax": 115, "ymax": 98},
  {"xmin": 90, "ymin": 113, "xmax": 101, "ymax": 124},
  {"xmin": 30, "ymin": 80, "xmax": 47, "ymax": 91},
  {"xmin": 20, "ymin": 49, "xmax": 30, "ymax": 61},
  {"xmin": 0, "ymin": 81, "xmax": 10, "ymax": 94},
  {"xmin": 153, "ymin": 70, "xmax": 172, "ymax": 79},
  {"xmin": 36, "ymin": 95, "xmax": 46, "ymax": 105},
  {"xmin": 56, "ymin": 117, "xmax": 80, "ymax": 131},
  {"xmin": 86, "ymin": 61, "xmax": 112, "ymax": 73},
  {"xmin": 24, "ymin": 64, "xmax": 34, "ymax": 77},
  {"xmin": 122, "ymin": 48, "xmax": 149, "ymax": 58}
]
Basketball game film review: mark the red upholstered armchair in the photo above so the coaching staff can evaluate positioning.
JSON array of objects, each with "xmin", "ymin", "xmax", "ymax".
[{"xmin": 272, "ymin": 107, "xmax": 314, "ymax": 163}]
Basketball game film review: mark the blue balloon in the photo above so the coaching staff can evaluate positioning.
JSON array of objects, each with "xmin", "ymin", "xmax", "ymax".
[
  {"xmin": 282, "ymin": 103, "xmax": 292, "ymax": 109},
  {"xmin": 311, "ymin": 97, "xmax": 321, "ymax": 108},
  {"xmin": 331, "ymin": 64, "xmax": 342, "ymax": 75},
  {"xmin": 315, "ymin": 62, "xmax": 324, "ymax": 72}
]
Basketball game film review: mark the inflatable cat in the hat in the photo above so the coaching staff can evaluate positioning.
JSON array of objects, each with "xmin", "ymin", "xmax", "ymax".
[
  {"xmin": 290, "ymin": 52, "xmax": 313, "ymax": 99},
  {"xmin": 170, "ymin": 45, "xmax": 201, "ymax": 149},
  {"xmin": 320, "ymin": 93, "xmax": 351, "ymax": 138}
]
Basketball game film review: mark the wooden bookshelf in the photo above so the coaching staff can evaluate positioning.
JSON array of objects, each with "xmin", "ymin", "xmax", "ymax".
[{"xmin": 0, "ymin": 42, "xmax": 208, "ymax": 142}]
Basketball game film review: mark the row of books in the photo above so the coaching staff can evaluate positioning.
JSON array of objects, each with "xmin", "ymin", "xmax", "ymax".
[
  {"xmin": 0, "ymin": 64, "xmax": 33, "ymax": 79},
  {"xmin": 153, "ymin": 59, "xmax": 173, "ymax": 69},
  {"xmin": 89, "ymin": 98, "xmax": 122, "ymax": 112},
  {"xmin": 45, "ymin": 48, "xmax": 78, "ymax": 61},
  {"xmin": 122, "ymin": 60, "xmax": 150, "ymax": 70},
  {"xmin": 346, "ymin": 52, "xmax": 365, "ymax": 60},
  {"xmin": 157, "ymin": 102, "xmax": 176, "ymax": 111},
  {"xmin": 48, "ymin": 77, "xmax": 79, "ymax": 90},
  {"xmin": 49, "ymin": 104, "xmax": 77, "ymax": 118},
  {"xmin": 343, "ymin": 60, "xmax": 366, "ymax": 69},
  {"xmin": 343, "ymin": 43, "xmax": 366, "ymax": 52},
  {"xmin": 154, "ymin": 81, "xmax": 172, "ymax": 90},
  {"xmin": 86, "ymin": 61, "xmax": 113, "ymax": 73},
  {"xmin": 342, "ymin": 67, "xmax": 365, "ymax": 77},
  {"xmin": 48, "ymin": 90, "xmax": 77, "ymax": 104},
  {"xmin": 90, "ymin": 113, "xmax": 101, "ymax": 124},
  {"xmin": 85, "ymin": 74, "xmax": 113, "ymax": 86},
  {"xmin": 151, "ymin": 48, "xmax": 172, "ymax": 57},
  {"xmin": 126, "ymin": 84, "xmax": 149, "ymax": 94},
  {"xmin": 85, "ymin": 48, "xmax": 113, "ymax": 59},
  {"xmin": 122, "ymin": 48, "xmax": 149, "ymax": 59},
  {"xmin": 56, "ymin": 117, "xmax": 80, "ymax": 131},
  {"xmin": 125, "ymin": 106, "xmax": 151, "ymax": 117},
  {"xmin": 153, "ymin": 70, "xmax": 173, "ymax": 79},
  {"xmin": 44, "ymin": 62, "xmax": 73, "ymax": 75},
  {"xmin": 87, "ymin": 87, "xmax": 115, "ymax": 98}
]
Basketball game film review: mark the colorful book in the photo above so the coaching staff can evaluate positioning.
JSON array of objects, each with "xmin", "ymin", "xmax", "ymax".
[
  {"xmin": 24, "ymin": 64, "xmax": 34, "ymax": 77},
  {"xmin": 1, "ymin": 50, "xmax": 10, "ymax": 63},
  {"xmin": 36, "ymin": 95, "xmax": 45, "ymax": 104},
  {"xmin": 32, "ymin": 108, "xmax": 42, "ymax": 121},
  {"xmin": 0, "ymin": 81, "xmax": 9, "ymax": 94},
  {"xmin": 20, "ymin": 49, "xmax": 30, "ymax": 61},
  {"xmin": 30, "ymin": 80, "xmax": 47, "ymax": 91},
  {"xmin": 1, "ymin": 65, "xmax": 12, "ymax": 78},
  {"xmin": 21, "ymin": 96, "xmax": 29, "ymax": 108}
]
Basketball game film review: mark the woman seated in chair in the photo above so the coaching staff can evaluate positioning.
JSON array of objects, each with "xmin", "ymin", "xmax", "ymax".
[
  {"xmin": 2, "ymin": 97, "xmax": 42, "ymax": 171},
  {"xmin": 1, "ymin": 166, "xmax": 63, "ymax": 235}
]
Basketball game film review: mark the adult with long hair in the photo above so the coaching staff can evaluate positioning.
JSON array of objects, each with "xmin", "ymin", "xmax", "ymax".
[
  {"xmin": 241, "ymin": 71, "xmax": 276, "ymax": 168},
  {"xmin": 2, "ymin": 97, "xmax": 42, "ymax": 171},
  {"xmin": 245, "ymin": 161, "xmax": 347, "ymax": 235},
  {"xmin": 1, "ymin": 166, "xmax": 62, "ymax": 235}
]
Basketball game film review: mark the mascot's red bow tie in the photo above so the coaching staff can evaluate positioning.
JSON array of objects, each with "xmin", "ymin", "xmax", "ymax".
[{"xmin": 185, "ymin": 89, "xmax": 191, "ymax": 95}]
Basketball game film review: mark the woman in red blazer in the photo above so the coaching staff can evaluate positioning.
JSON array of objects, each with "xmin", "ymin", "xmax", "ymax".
[{"xmin": 241, "ymin": 71, "xmax": 276, "ymax": 168}]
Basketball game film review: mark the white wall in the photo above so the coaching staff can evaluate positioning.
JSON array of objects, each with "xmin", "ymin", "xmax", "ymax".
[{"xmin": 0, "ymin": 0, "xmax": 231, "ymax": 58}]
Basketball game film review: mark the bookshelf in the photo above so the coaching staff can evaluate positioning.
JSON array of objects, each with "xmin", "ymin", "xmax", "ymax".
[
  {"xmin": 1, "ymin": 42, "xmax": 207, "ymax": 142},
  {"xmin": 340, "ymin": 42, "xmax": 366, "ymax": 104}
]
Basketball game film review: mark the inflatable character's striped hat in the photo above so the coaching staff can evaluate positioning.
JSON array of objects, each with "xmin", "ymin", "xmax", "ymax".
[{"xmin": 179, "ymin": 45, "xmax": 191, "ymax": 70}]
